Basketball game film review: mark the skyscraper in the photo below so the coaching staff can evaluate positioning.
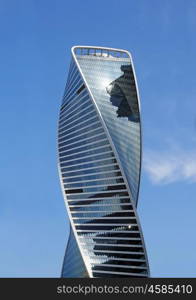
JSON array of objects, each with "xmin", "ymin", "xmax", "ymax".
[{"xmin": 58, "ymin": 46, "xmax": 150, "ymax": 278}]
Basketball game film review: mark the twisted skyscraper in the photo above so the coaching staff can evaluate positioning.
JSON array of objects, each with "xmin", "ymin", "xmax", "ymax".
[{"xmin": 58, "ymin": 46, "xmax": 150, "ymax": 278}]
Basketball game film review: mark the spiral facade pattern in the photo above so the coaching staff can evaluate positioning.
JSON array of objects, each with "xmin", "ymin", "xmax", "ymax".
[{"xmin": 58, "ymin": 46, "xmax": 150, "ymax": 278}]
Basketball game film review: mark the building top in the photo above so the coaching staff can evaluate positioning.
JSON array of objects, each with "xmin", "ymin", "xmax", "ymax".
[{"xmin": 72, "ymin": 45, "xmax": 131, "ymax": 60}]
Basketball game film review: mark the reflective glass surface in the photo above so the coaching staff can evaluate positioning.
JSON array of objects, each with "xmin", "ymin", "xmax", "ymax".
[
  {"xmin": 76, "ymin": 53, "xmax": 141, "ymax": 204},
  {"xmin": 61, "ymin": 226, "xmax": 88, "ymax": 277}
]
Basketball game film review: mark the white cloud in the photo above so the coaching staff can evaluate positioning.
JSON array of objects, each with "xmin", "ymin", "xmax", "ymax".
[{"xmin": 143, "ymin": 149, "xmax": 196, "ymax": 184}]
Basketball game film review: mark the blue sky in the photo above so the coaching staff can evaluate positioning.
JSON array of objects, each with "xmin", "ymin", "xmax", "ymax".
[{"xmin": 0, "ymin": 0, "xmax": 196, "ymax": 277}]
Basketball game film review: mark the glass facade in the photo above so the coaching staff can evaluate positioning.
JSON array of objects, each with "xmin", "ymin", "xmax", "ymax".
[
  {"xmin": 58, "ymin": 46, "xmax": 149, "ymax": 278},
  {"xmin": 61, "ymin": 225, "xmax": 88, "ymax": 278}
]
